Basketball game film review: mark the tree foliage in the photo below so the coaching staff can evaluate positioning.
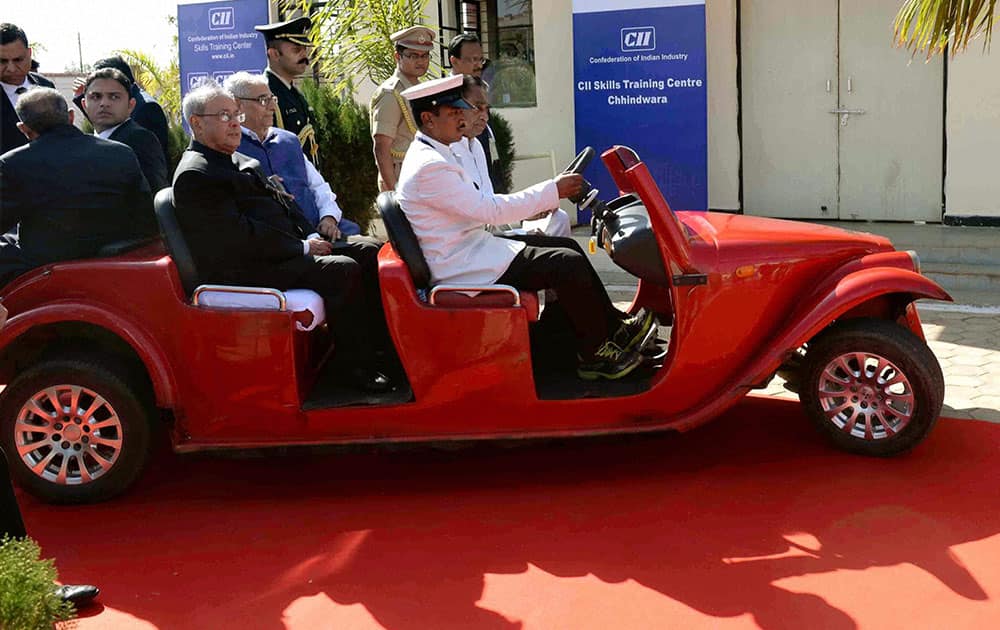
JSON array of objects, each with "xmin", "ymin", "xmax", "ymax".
[
  {"xmin": 895, "ymin": 0, "xmax": 997, "ymax": 57},
  {"xmin": 279, "ymin": 0, "xmax": 438, "ymax": 94}
]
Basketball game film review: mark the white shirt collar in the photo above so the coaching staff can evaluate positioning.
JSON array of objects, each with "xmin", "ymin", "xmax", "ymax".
[
  {"xmin": 242, "ymin": 126, "xmax": 278, "ymax": 143},
  {"xmin": 94, "ymin": 121, "xmax": 125, "ymax": 139},
  {"xmin": 2, "ymin": 78, "xmax": 32, "ymax": 102},
  {"xmin": 266, "ymin": 68, "xmax": 293, "ymax": 89},
  {"xmin": 416, "ymin": 130, "xmax": 454, "ymax": 158}
]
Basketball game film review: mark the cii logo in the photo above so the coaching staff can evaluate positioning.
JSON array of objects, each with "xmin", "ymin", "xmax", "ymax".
[
  {"xmin": 621, "ymin": 27, "xmax": 656, "ymax": 52},
  {"xmin": 186, "ymin": 72, "xmax": 210, "ymax": 90},
  {"xmin": 209, "ymin": 7, "xmax": 235, "ymax": 30}
]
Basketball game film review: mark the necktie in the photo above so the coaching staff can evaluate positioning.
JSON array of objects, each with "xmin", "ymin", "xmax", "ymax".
[{"xmin": 15, "ymin": 87, "xmax": 28, "ymax": 95}]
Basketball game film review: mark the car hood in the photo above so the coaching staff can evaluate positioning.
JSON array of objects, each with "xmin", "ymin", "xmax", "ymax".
[{"xmin": 679, "ymin": 212, "xmax": 895, "ymax": 267}]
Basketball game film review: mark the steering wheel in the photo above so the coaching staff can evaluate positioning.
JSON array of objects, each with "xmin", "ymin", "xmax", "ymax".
[
  {"xmin": 564, "ymin": 147, "xmax": 595, "ymax": 176},
  {"xmin": 562, "ymin": 147, "xmax": 598, "ymax": 206}
]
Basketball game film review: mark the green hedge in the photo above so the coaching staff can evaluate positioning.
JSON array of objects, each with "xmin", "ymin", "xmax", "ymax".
[
  {"xmin": 300, "ymin": 81, "xmax": 380, "ymax": 231},
  {"xmin": 0, "ymin": 536, "xmax": 75, "ymax": 630}
]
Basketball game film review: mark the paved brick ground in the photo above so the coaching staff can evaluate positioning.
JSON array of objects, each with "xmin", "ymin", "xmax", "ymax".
[{"xmin": 755, "ymin": 307, "xmax": 1000, "ymax": 423}]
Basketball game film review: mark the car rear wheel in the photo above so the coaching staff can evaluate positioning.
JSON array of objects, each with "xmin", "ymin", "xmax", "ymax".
[
  {"xmin": 799, "ymin": 319, "xmax": 944, "ymax": 457},
  {"xmin": 0, "ymin": 356, "xmax": 152, "ymax": 503}
]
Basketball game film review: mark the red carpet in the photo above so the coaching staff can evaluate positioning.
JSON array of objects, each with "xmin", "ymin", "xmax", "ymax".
[{"xmin": 18, "ymin": 397, "xmax": 1000, "ymax": 629}]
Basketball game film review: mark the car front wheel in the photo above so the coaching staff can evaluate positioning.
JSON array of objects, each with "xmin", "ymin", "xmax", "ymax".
[
  {"xmin": 0, "ymin": 356, "xmax": 152, "ymax": 503},
  {"xmin": 799, "ymin": 318, "xmax": 944, "ymax": 457}
]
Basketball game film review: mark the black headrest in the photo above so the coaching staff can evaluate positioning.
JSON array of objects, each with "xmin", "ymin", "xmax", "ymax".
[
  {"xmin": 376, "ymin": 191, "xmax": 432, "ymax": 290},
  {"xmin": 153, "ymin": 187, "xmax": 200, "ymax": 295}
]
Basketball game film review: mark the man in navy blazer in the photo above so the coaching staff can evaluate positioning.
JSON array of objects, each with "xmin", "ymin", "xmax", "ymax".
[
  {"xmin": 1, "ymin": 23, "xmax": 55, "ymax": 155},
  {"xmin": 0, "ymin": 88, "xmax": 155, "ymax": 285},
  {"xmin": 81, "ymin": 67, "xmax": 169, "ymax": 192}
]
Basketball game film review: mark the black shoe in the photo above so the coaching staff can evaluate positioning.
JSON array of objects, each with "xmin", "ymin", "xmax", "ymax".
[
  {"xmin": 55, "ymin": 584, "xmax": 99, "ymax": 607},
  {"xmin": 577, "ymin": 341, "xmax": 643, "ymax": 381},
  {"xmin": 613, "ymin": 309, "xmax": 657, "ymax": 352},
  {"xmin": 351, "ymin": 367, "xmax": 393, "ymax": 393}
]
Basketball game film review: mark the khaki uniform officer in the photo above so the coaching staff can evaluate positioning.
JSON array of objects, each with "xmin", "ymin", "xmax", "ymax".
[
  {"xmin": 255, "ymin": 17, "xmax": 321, "ymax": 167},
  {"xmin": 370, "ymin": 25, "xmax": 434, "ymax": 191}
]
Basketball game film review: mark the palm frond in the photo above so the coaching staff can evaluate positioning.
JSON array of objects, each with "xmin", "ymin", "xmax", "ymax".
[
  {"xmin": 280, "ymin": 0, "xmax": 438, "ymax": 93},
  {"xmin": 895, "ymin": 0, "xmax": 997, "ymax": 57},
  {"xmin": 114, "ymin": 48, "xmax": 182, "ymax": 123}
]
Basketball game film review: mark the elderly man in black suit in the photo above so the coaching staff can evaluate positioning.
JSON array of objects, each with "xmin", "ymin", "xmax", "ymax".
[
  {"xmin": 0, "ymin": 88, "xmax": 156, "ymax": 285},
  {"xmin": 81, "ymin": 67, "xmax": 169, "ymax": 192},
  {"xmin": 1, "ymin": 23, "xmax": 54, "ymax": 155},
  {"xmin": 172, "ymin": 82, "xmax": 391, "ymax": 392}
]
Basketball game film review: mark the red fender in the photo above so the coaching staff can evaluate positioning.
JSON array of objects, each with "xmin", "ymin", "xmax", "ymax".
[
  {"xmin": 751, "ymin": 268, "xmax": 951, "ymax": 384},
  {"xmin": 0, "ymin": 301, "xmax": 177, "ymax": 407}
]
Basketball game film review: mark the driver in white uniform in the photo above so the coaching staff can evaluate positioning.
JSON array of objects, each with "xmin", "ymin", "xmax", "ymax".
[{"xmin": 395, "ymin": 75, "xmax": 654, "ymax": 380}]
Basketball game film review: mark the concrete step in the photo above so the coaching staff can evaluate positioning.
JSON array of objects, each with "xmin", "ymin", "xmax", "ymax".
[
  {"xmin": 813, "ymin": 221, "xmax": 999, "ymax": 266},
  {"xmin": 923, "ymin": 262, "xmax": 1000, "ymax": 292}
]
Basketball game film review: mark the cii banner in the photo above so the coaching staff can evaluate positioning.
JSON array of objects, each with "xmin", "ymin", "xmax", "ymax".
[
  {"xmin": 178, "ymin": 0, "xmax": 269, "ymax": 103},
  {"xmin": 573, "ymin": 0, "xmax": 707, "ymax": 215}
]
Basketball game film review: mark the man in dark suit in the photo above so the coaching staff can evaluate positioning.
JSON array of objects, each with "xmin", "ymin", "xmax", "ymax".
[
  {"xmin": 0, "ymin": 88, "xmax": 156, "ymax": 285},
  {"xmin": 173, "ymin": 82, "xmax": 390, "ymax": 392},
  {"xmin": 255, "ymin": 17, "xmax": 321, "ymax": 167},
  {"xmin": 448, "ymin": 33, "xmax": 502, "ymax": 191},
  {"xmin": 81, "ymin": 67, "xmax": 169, "ymax": 192},
  {"xmin": 1, "ymin": 23, "xmax": 55, "ymax": 155},
  {"xmin": 73, "ymin": 56, "xmax": 170, "ymax": 166}
]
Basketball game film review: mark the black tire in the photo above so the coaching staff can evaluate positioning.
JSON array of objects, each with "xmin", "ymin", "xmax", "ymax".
[
  {"xmin": 0, "ymin": 356, "xmax": 152, "ymax": 503},
  {"xmin": 799, "ymin": 318, "xmax": 944, "ymax": 457}
]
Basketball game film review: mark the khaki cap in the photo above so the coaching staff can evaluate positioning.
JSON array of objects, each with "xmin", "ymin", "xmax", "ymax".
[{"xmin": 391, "ymin": 26, "xmax": 436, "ymax": 52}]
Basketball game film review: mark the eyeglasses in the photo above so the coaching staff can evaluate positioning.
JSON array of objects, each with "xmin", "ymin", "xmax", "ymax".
[
  {"xmin": 402, "ymin": 52, "xmax": 431, "ymax": 61},
  {"xmin": 461, "ymin": 56, "xmax": 489, "ymax": 67},
  {"xmin": 237, "ymin": 95, "xmax": 278, "ymax": 107},
  {"xmin": 196, "ymin": 110, "xmax": 245, "ymax": 123}
]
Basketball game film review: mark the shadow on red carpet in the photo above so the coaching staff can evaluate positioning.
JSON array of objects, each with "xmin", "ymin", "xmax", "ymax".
[{"xmin": 19, "ymin": 397, "xmax": 1000, "ymax": 629}]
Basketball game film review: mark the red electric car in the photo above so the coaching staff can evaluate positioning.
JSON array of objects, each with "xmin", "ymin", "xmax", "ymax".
[{"xmin": 0, "ymin": 146, "xmax": 949, "ymax": 504}]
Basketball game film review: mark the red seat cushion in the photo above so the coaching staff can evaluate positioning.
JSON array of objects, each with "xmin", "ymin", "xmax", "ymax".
[{"xmin": 431, "ymin": 290, "xmax": 539, "ymax": 322}]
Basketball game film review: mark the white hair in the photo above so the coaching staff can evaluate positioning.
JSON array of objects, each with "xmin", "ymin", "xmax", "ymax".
[
  {"xmin": 181, "ymin": 80, "xmax": 233, "ymax": 121},
  {"xmin": 222, "ymin": 71, "xmax": 268, "ymax": 98}
]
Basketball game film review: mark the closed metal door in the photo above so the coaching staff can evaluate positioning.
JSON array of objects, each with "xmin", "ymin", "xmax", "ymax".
[
  {"xmin": 837, "ymin": 0, "xmax": 943, "ymax": 221},
  {"xmin": 741, "ymin": 0, "xmax": 839, "ymax": 219},
  {"xmin": 741, "ymin": 0, "xmax": 943, "ymax": 221}
]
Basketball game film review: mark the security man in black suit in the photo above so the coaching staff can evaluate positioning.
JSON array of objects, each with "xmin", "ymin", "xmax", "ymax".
[
  {"xmin": 173, "ymin": 82, "xmax": 390, "ymax": 392},
  {"xmin": 73, "ymin": 56, "xmax": 171, "ymax": 166},
  {"xmin": 0, "ymin": 88, "xmax": 156, "ymax": 285},
  {"xmin": 255, "ymin": 17, "xmax": 321, "ymax": 167},
  {"xmin": 1, "ymin": 23, "xmax": 55, "ymax": 155},
  {"xmin": 80, "ymin": 67, "xmax": 169, "ymax": 192}
]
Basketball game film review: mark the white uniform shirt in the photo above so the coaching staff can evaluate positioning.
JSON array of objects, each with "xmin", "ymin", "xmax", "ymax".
[
  {"xmin": 396, "ymin": 131, "xmax": 560, "ymax": 286},
  {"xmin": 450, "ymin": 135, "xmax": 572, "ymax": 238}
]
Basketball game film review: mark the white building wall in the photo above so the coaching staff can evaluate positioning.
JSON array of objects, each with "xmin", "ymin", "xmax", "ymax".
[{"xmin": 945, "ymin": 48, "xmax": 1000, "ymax": 219}]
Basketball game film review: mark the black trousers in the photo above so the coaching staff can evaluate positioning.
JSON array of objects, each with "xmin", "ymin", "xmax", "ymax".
[
  {"xmin": 283, "ymin": 236, "xmax": 387, "ymax": 364},
  {"xmin": 1, "ymin": 446, "xmax": 27, "ymax": 539},
  {"xmin": 497, "ymin": 235, "xmax": 622, "ymax": 356}
]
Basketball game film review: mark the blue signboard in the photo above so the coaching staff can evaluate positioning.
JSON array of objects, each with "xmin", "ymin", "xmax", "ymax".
[
  {"xmin": 177, "ymin": 0, "xmax": 269, "ymax": 102},
  {"xmin": 573, "ymin": 0, "xmax": 707, "ymax": 218}
]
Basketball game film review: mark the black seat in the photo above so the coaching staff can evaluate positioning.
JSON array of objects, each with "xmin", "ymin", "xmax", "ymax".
[
  {"xmin": 154, "ymin": 187, "xmax": 200, "ymax": 296},
  {"xmin": 376, "ymin": 191, "xmax": 433, "ymax": 290}
]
